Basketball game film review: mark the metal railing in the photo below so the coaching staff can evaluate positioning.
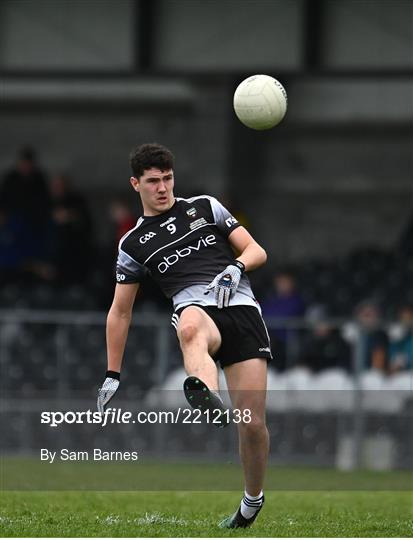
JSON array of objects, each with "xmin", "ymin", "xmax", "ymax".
[{"xmin": 0, "ymin": 309, "xmax": 412, "ymax": 471}]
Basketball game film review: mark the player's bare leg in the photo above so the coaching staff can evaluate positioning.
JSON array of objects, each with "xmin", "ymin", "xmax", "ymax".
[
  {"xmin": 225, "ymin": 358, "xmax": 268, "ymax": 493},
  {"xmin": 220, "ymin": 358, "xmax": 268, "ymax": 527},
  {"xmin": 177, "ymin": 306, "xmax": 221, "ymax": 390},
  {"xmin": 177, "ymin": 306, "xmax": 229, "ymax": 425}
]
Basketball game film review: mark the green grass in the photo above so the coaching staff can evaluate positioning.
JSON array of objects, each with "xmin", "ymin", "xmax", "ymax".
[
  {"xmin": 2, "ymin": 458, "xmax": 412, "ymax": 491},
  {"xmin": 1, "ymin": 461, "xmax": 412, "ymax": 536},
  {"xmin": 0, "ymin": 490, "xmax": 412, "ymax": 537}
]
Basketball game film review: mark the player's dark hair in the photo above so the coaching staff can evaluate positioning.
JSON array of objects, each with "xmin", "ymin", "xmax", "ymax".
[{"xmin": 129, "ymin": 143, "xmax": 174, "ymax": 178}]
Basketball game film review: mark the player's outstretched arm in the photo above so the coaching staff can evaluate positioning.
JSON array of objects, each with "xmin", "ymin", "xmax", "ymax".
[
  {"xmin": 106, "ymin": 282, "xmax": 139, "ymax": 372},
  {"xmin": 97, "ymin": 283, "xmax": 139, "ymax": 412}
]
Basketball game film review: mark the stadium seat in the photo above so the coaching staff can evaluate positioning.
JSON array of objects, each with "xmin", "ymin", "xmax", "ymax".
[
  {"xmin": 380, "ymin": 372, "xmax": 413, "ymax": 412},
  {"xmin": 309, "ymin": 369, "xmax": 354, "ymax": 412},
  {"xmin": 285, "ymin": 367, "xmax": 312, "ymax": 390},
  {"xmin": 360, "ymin": 370, "xmax": 402, "ymax": 413},
  {"xmin": 144, "ymin": 368, "xmax": 190, "ymax": 410},
  {"xmin": 266, "ymin": 369, "xmax": 290, "ymax": 412},
  {"xmin": 387, "ymin": 371, "xmax": 413, "ymax": 391},
  {"xmin": 360, "ymin": 369, "xmax": 384, "ymax": 391},
  {"xmin": 282, "ymin": 367, "xmax": 311, "ymax": 410}
]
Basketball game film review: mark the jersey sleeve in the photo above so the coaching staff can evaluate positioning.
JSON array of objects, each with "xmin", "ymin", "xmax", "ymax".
[
  {"xmin": 115, "ymin": 247, "xmax": 148, "ymax": 284},
  {"xmin": 209, "ymin": 197, "xmax": 242, "ymax": 237}
]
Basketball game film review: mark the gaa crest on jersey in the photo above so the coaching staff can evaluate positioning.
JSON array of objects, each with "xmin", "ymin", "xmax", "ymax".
[
  {"xmin": 139, "ymin": 231, "xmax": 157, "ymax": 244},
  {"xmin": 186, "ymin": 207, "xmax": 197, "ymax": 218}
]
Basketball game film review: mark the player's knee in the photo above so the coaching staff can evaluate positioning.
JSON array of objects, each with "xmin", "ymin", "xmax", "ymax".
[
  {"xmin": 239, "ymin": 414, "xmax": 267, "ymax": 437},
  {"xmin": 178, "ymin": 322, "xmax": 200, "ymax": 346}
]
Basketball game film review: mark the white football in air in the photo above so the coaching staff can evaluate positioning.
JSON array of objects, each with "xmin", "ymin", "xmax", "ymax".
[{"xmin": 233, "ymin": 74, "xmax": 287, "ymax": 130}]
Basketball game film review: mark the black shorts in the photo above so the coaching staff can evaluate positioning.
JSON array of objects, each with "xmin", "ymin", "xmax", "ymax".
[{"xmin": 173, "ymin": 304, "xmax": 272, "ymax": 368}]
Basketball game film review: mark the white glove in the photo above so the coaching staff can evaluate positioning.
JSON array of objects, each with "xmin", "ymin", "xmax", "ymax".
[
  {"xmin": 97, "ymin": 374, "xmax": 120, "ymax": 413},
  {"xmin": 205, "ymin": 262, "xmax": 245, "ymax": 309}
]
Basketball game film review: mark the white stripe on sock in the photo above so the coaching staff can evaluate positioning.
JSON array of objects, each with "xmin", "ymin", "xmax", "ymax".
[{"xmin": 240, "ymin": 491, "xmax": 264, "ymax": 519}]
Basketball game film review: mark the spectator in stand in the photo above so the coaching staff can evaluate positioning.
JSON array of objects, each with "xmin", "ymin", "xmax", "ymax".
[
  {"xmin": 109, "ymin": 198, "xmax": 136, "ymax": 245},
  {"xmin": 261, "ymin": 269, "xmax": 306, "ymax": 371},
  {"xmin": 95, "ymin": 198, "xmax": 137, "ymax": 309},
  {"xmin": 0, "ymin": 211, "xmax": 28, "ymax": 285},
  {"xmin": 50, "ymin": 173, "xmax": 93, "ymax": 284},
  {"xmin": 389, "ymin": 304, "xmax": 413, "ymax": 373},
  {"xmin": 0, "ymin": 146, "xmax": 55, "ymax": 282},
  {"xmin": 0, "ymin": 146, "xmax": 51, "ymax": 226},
  {"xmin": 301, "ymin": 305, "xmax": 352, "ymax": 373},
  {"xmin": 355, "ymin": 300, "xmax": 389, "ymax": 371},
  {"xmin": 398, "ymin": 209, "xmax": 413, "ymax": 257}
]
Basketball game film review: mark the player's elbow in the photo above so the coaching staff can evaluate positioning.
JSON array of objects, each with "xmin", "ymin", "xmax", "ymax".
[
  {"xmin": 108, "ymin": 302, "xmax": 133, "ymax": 322},
  {"xmin": 255, "ymin": 243, "xmax": 267, "ymax": 266},
  {"xmin": 260, "ymin": 246, "xmax": 267, "ymax": 265}
]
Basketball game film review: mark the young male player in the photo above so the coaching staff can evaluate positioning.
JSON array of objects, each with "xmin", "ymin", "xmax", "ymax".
[{"xmin": 97, "ymin": 143, "xmax": 271, "ymax": 528}]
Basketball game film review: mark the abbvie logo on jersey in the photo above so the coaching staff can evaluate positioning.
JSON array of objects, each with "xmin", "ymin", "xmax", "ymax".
[
  {"xmin": 139, "ymin": 231, "xmax": 157, "ymax": 244},
  {"xmin": 157, "ymin": 235, "xmax": 216, "ymax": 273}
]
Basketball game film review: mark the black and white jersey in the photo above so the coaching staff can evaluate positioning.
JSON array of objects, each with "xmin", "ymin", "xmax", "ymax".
[{"xmin": 116, "ymin": 195, "xmax": 260, "ymax": 311}]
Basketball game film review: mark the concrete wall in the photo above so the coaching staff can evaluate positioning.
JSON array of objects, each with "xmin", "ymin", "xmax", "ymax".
[
  {"xmin": 0, "ymin": 79, "xmax": 230, "ymax": 244},
  {"xmin": 2, "ymin": 0, "xmax": 412, "ymax": 72},
  {"xmin": 0, "ymin": 0, "xmax": 134, "ymax": 70},
  {"xmin": 1, "ymin": 76, "xmax": 412, "ymax": 259},
  {"xmin": 228, "ymin": 78, "xmax": 413, "ymax": 261}
]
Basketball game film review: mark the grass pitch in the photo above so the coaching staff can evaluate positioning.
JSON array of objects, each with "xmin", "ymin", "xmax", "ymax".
[
  {"xmin": 1, "ymin": 489, "xmax": 412, "ymax": 537},
  {"xmin": 1, "ymin": 462, "xmax": 412, "ymax": 537}
]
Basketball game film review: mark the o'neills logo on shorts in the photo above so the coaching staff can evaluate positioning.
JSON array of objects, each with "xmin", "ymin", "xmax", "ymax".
[{"xmin": 157, "ymin": 235, "xmax": 216, "ymax": 273}]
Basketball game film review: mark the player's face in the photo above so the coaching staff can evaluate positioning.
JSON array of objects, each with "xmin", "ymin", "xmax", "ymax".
[{"xmin": 130, "ymin": 168, "xmax": 175, "ymax": 215}]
